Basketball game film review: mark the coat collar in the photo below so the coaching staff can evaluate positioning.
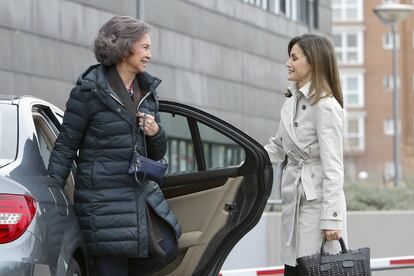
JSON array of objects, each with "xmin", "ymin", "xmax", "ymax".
[
  {"xmin": 105, "ymin": 66, "xmax": 136, "ymax": 114},
  {"xmin": 76, "ymin": 64, "xmax": 162, "ymax": 126},
  {"xmin": 288, "ymin": 81, "xmax": 312, "ymax": 99},
  {"xmin": 281, "ymin": 82, "xmax": 313, "ymax": 150},
  {"xmin": 78, "ymin": 64, "xmax": 162, "ymax": 96}
]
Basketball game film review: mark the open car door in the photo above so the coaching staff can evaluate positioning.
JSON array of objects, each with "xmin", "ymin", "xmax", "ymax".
[{"xmin": 154, "ymin": 101, "xmax": 273, "ymax": 276}]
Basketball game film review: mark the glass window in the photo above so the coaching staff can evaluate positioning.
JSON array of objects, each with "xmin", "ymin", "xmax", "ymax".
[
  {"xmin": 340, "ymin": 72, "xmax": 364, "ymax": 108},
  {"xmin": 242, "ymin": 0, "xmax": 317, "ymax": 25},
  {"xmin": 344, "ymin": 114, "xmax": 365, "ymax": 151},
  {"xmin": 243, "ymin": 0, "xmax": 268, "ymax": 10},
  {"xmin": 160, "ymin": 113, "xmax": 196, "ymax": 175},
  {"xmin": 383, "ymin": 32, "xmax": 400, "ymax": 50},
  {"xmin": 333, "ymin": 35, "xmax": 341, "ymax": 47},
  {"xmin": 383, "ymin": 75, "xmax": 400, "ymax": 90},
  {"xmin": 347, "ymin": 34, "xmax": 357, "ymax": 47},
  {"xmin": 33, "ymin": 114, "xmax": 57, "ymax": 168},
  {"xmin": 333, "ymin": 29, "xmax": 363, "ymax": 64},
  {"xmin": 0, "ymin": 104, "xmax": 17, "ymax": 167},
  {"xmin": 160, "ymin": 112, "xmax": 246, "ymax": 174},
  {"xmin": 332, "ymin": 0, "xmax": 362, "ymax": 22},
  {"xmin": 384, "ymin": 118, "xmax": 395, "ymax": 136},
  {"xmin": 198, "ymin": 123, "xmax": 246, "ymax": 170}
]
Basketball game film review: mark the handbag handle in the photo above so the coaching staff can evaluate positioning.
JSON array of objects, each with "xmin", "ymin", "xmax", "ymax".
[{"xmin": 320, "ymin": 237, "xmax": 348, "ymax": 254}]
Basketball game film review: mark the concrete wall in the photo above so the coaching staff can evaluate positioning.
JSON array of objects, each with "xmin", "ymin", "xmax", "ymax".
[
  {"xmin": 0, "ymin": 0, "xmax": 122, "ymax": 107},
  {"xmin": 223, "ymin": 211, "xmax": 414, "ymax": 276},
  {"xmin": 0, "ymin": 0, "xmax": 331, "ymax": 144},
  {"xmin": 144, "ymin": 0, "xmax": 331, "ymax": 144}
]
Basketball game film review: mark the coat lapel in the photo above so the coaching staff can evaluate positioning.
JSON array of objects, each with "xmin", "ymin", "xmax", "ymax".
[
  {"xmin": 281, "ymin": 93, "xmax": 301, "ymax": 148},
  {"xmin": 89, "ymin": 65, "xmax": 162, "ymax": 128},
  {"xmin": 105, "ymin": 66, "xmax": 136, "ymax": 116},
  {"xmin": 94, "ymin": 84, "xmax": 135, "ymax": 127}
]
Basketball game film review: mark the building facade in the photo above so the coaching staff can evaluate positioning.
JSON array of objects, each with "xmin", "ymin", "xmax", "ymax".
[
  {"xmin": 0, "ymin": 0, "xmax": 331, "ymax": 174},
  {"xmin": 332, "ymin": 0, "xmax": 414, "ymax": 183}
]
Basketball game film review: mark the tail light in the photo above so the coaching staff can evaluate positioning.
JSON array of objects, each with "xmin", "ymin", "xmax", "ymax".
[{"xmin": 0, "ymin": 194, "xmax": 37, "ymax": 244}]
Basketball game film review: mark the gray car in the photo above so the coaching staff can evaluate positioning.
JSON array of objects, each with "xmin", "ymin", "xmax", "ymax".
[{"xmin": 0, "ymin": 95, "xmax": 272, "ymax": 276}]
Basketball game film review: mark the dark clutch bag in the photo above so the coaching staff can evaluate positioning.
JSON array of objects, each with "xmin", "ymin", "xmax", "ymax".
[
  {"xmin": 297, "ymin": 238, "xmax": 371, "ymax": 276},
  {"xmin": 128, "ymin": 147, "xmax": 168, "ymax": 184}
]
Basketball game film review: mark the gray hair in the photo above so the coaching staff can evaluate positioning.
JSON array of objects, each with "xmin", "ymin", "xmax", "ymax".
[{"xmin": 94, "ymin": 16, "xmax": 151, "ymax": 66}]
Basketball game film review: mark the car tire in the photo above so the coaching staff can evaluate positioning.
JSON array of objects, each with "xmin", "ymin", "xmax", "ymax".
[{"xmin": 67, "ymin": 257, "xmax": 82, "ymax": 276}]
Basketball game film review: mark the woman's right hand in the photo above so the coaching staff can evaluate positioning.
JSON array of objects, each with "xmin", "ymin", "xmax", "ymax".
[
  {"xmin": 137, "ymin": 112, "xmax": 159, "ymax": 136},
  {"xmin": 324, "ymin": 229, "xmax": 341, "ymax": 241}
]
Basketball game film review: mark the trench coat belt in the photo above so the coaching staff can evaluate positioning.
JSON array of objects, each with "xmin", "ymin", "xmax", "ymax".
[{"xmin": 285, "ymin": 153, "xmax": 319, "ymax": 247}]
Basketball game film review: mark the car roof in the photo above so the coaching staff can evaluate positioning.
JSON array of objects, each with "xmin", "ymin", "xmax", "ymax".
[
  {"xmin": 0, "ymin": 95, "xmax": 19, "ymax": 104},
  {"xmin": 0, "ymin": 95, "xmax": 54, "ymax": 105}
]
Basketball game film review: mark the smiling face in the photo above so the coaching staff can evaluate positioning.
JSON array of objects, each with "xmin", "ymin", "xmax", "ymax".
[
  {"xmin": 123, "ymin": 33, "xmax": 152, "ymax": 74},
  {"xmin": 286, "ymin": 43, "xmax": 312, "ymax": 88}
]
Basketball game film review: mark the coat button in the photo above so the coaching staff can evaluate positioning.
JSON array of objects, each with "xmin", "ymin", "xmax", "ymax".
[
  {"xmin": 302, "ymin": 105, "xmax": 306, "ymax": 110},
  {"xmin": 294, "ymin": 122, "xmax": 298, "ymax": 127},
  {"xmin": 117, "ymin": 108, "xmax": 121, "ymax": 112},
  {"xmin": 333, "ymin": 212, "xmax": 338, "ymax": 217}
]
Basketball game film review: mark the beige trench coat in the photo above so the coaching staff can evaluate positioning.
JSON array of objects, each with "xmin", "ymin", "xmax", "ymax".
[{"xmin": 265, "ymin": 82, "xmax": 347, "ymax": 266}]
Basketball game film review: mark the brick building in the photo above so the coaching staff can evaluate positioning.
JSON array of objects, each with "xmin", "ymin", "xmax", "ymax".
[{"xmin": 332, "ymin": 0, "xmax": 414, "ymax": 183}]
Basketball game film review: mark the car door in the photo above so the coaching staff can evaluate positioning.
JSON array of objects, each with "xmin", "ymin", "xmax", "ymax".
[{"xmin": 153, "ymin": 101, "xmax": 273, "ymax": 276}]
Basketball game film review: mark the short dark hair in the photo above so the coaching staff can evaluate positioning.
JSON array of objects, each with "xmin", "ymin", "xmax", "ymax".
[{"xmin": 94, "ymin": 16, "xmax": 151, "ymax": 66}]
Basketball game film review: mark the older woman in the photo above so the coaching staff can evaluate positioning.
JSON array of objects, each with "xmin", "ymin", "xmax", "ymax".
[
  {"xmin": 47, "ymin": 16, "xmax": 181, "ymax": 276},
  {"xmin": 265, "ymin": 34, "xmax": 347, "ymax": 275}
]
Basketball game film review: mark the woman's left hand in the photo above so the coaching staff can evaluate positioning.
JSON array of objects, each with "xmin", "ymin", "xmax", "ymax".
[
  {"xmin": 324, "ymin": 229, "xmax": 341, "ymax": 241},
  {"xmin": 137, "ymin": 112, "xmax": 159, "ymax": 136}
]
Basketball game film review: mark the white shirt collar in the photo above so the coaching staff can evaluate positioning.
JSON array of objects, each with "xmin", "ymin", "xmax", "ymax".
[{"xmin": 288, "ymin": 82, "xmax": 312, "ymax": 99}]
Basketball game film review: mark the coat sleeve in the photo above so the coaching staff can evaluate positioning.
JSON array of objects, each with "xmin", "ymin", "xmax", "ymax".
[
  {"xmin": 315, "ymin": 97, "xmax": 345, "ymax": 230},
  {"xmin": 146, "ymin": 98, "xmax": 167, "ymax": 161},
  {"xmin": 264, "ymin": 120, "xmax": 286, "ymax": 165},
  {"xmin": 47, "ymin": 87, "xmax": 90, "ymax": 188}
]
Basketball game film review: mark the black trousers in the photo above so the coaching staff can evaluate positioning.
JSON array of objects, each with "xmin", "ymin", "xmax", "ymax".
[
  {"xmin": 94, "ymin": 206, "xmax": 178, "ymax": 276},
  {"xmin": 284, "ymin": 264, "xmax": 301, "ymax": 276}
]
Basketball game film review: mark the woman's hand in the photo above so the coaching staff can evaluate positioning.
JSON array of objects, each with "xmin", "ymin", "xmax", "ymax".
[
  {"xmin": 137, "ymin": 112, "xmax": 159, "ymax": 136},
  {"xmin": 324, "ymin": 229, "xmax": 341, "ymax": 241}
]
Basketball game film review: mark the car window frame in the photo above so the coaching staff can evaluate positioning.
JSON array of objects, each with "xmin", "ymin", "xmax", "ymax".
[{"xmin": 32, "ymin": 105, "xmax": 76, "ymax": 202}]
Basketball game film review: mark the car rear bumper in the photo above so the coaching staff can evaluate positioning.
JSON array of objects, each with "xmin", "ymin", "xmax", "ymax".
[
  {"xmin": 0, "ymin": 230, "xmax": 52, "ymax": 276},
  {"xmin": 0, "ymin": 261, "xmax": 32, "ymax": 276}
]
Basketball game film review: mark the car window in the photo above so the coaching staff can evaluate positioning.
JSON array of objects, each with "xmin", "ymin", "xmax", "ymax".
[
  {"xmin": 32, "ymin": 108, "xmax": 75, "ymax": 201},
  {"xmin": 0, "ymin": 104, "xmax": 18, "ymax": 167},
  {"xmin": 160, "ymin": 113, "xmax": 196, "ymax": 174},
  {"xmin": 33, "ymin": 115, "xmax": 54, "ymax": 168},
  {"xmin": 160, "ymin": 111, "xmax": 245, "ymax": 174},
  {"xmin": 198, "ymin": 122, "xmax": 245, "ymax": 170}
]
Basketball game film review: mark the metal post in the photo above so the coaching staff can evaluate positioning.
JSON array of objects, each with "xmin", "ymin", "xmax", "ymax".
[
  {"xmin": 137, "ymin": 0, "xmax": 144, "ymax": 20},
  {"xmin": 308, "ymin": 0, "xmax": 314, "ymax": 32},
  {"xmin": 391, "ymin": 22, "xmax": 401, "ymax": 187}
]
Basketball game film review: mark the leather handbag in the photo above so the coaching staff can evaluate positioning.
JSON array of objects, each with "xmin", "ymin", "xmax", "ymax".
[
  {"xmin": 297, "ymin": 238, "xmax": 371, "ymax": 276},
  {"xmin": 128, "ymin": 90, "xmax": 168, "ymax": 185},
  {"xmin": 128, "ymin": 144, "xmax": 168, "ymax": 184}
]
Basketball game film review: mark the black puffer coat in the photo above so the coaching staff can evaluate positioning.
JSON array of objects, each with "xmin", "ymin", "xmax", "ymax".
[{"xmin": 47, "ymin": 64, "xmax": 181, "ymax": 258}]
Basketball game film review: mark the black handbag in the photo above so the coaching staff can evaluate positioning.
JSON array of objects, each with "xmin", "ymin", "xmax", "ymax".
[
  {"xmin": 297, "ymin": 238, "xmax": 371, "ymax": 276},
  {"xmin": 128, "ymin": 91, "xmax": 168, "ymax": 185}
]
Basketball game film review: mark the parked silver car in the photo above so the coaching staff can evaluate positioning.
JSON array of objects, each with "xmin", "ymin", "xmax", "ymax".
[
  {"xmin": 0, "ymin": 95, "xmax": 272, "ymax": 276},
  {"xmin": 0, "ymin": 96, "xmax": 88, "ymax": 276}
]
